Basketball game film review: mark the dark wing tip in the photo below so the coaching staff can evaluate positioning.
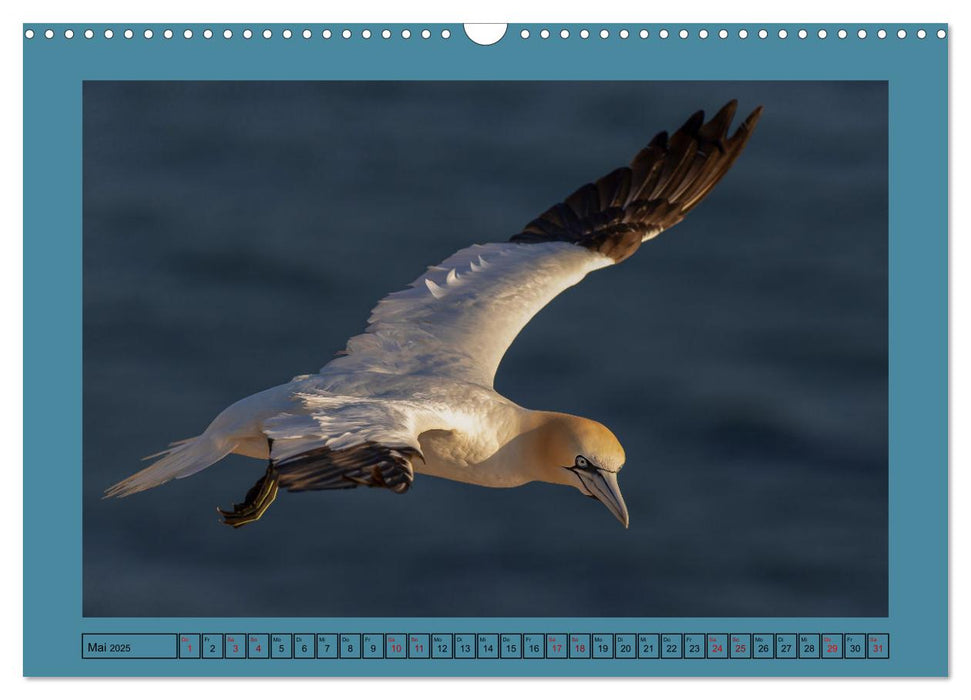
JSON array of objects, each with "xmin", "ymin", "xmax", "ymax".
[
  {"xmin": 678, "ymin": 109, "xmax": 706, "ymax": 136},
  {"xmin": 697, "ymin": 100, "xmax": 739, "ymax": 143},
  {"xmin": 727, "ymin": 105, "xmax": 764, "ymax": 146},
  {"xmin": 740, "ymin": 105, "xmax": 765, "ymax": 136},
  {"xmin": 274, "ymin": 441, "xmax": 419, "ymax": 494},
  {"xmin": 512, "ymin": 100, "xmax": 763, "ymax": 262}
]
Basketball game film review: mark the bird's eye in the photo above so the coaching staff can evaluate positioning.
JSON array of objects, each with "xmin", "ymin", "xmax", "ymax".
[{"xmin": 575, "ymin": 456, "xmax": 588, "ymax": 468}]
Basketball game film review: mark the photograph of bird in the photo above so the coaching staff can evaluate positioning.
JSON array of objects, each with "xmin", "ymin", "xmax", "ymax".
[{"xmin": 105, "ymin": 100, "xmax": 762, "ymax": 529}]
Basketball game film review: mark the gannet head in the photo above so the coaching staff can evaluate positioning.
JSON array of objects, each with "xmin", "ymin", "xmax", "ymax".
[{"xmin": 535, "ymin": 414, "xmax": 629, "ymax": 528}]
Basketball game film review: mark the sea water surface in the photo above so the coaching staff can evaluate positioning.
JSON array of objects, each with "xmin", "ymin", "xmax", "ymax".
[{"xmin": 83, "ymin": 81, "xmax": 888, "ymax": 618}]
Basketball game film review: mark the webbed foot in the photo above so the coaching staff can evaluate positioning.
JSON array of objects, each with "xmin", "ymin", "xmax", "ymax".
[{"xmin": 217, "ymin": 465, "xmax": 279, "ymax": 528}]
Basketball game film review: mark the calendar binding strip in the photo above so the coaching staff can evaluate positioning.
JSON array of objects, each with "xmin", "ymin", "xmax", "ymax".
[{"xmin": 23, "ymin": 23, "xmax": 947, "ymax": 43}]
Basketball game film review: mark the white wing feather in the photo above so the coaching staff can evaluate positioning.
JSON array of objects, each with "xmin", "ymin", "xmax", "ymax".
[
  {"xmin": 322, "ymin": 241, "xmax": 613, "ymax": 387},
  {"xmin": 263, "ymin": 391, "xmax": 450, "ymax": 462}
]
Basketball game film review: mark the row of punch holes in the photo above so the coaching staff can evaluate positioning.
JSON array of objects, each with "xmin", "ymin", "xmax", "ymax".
[{"xmin": 24, "ymin": 25, "xmax": 947, "ymax": 42}]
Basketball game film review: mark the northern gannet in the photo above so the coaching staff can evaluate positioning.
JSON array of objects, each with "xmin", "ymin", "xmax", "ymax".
[{"xmin": 106, "ymin": 100, "xmax": 763, "ymax": 529}]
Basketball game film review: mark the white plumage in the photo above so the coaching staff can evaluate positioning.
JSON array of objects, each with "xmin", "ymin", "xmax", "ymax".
[
  {"xmin": 106, "ymin": 100, "xmax": 763, "ymax": 528},
  {"xmin": 327, "ymin": 242, "xmax": 611, "ymax": 385}
]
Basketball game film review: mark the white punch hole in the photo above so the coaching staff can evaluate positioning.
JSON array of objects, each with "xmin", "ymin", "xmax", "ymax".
[{"xmin": 464, "ymin": 24, "xmax": 507, "ymax": 46}]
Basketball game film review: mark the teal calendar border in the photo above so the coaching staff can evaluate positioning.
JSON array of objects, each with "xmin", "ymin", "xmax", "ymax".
[{"xmin": 23, "ymin": 23, "xmax": 948, "ymax": 677}]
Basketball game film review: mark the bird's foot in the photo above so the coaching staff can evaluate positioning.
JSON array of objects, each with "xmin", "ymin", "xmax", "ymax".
[{"xmin": 217, "ymin": 465, "xmax": 279, "ymax": 528}]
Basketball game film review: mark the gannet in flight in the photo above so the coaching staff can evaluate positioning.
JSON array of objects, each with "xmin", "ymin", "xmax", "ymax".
[{"xmin": 106, "ymin": 100, "xmax": 762, "ymax": 529}]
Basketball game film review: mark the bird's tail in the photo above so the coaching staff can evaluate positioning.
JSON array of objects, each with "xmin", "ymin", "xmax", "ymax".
[{"xmin": 104, "ymin": 436, "xmax": 234, "ymax": 498}]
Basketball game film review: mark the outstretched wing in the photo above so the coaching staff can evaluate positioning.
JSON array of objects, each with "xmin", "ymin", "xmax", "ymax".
[
  {"xmin": 274, "ymin": 442, "xmax": 420, "ymax": 493},
  {"xmin": 323, "ymin": 101, "xmax": 762, "ymax": 388},
  {"xmin": 511, "ymin": 100, "xmax": 763, "ymax": 257},
  {"xmin": 323, "ymin": 240, "xmax": 613, "ymax": 387}
]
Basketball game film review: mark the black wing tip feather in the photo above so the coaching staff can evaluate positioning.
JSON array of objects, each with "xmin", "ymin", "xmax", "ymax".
[
  {"xmin": 274, "ymin": 442, "xmax": 420, "ymax": 494},
  {"xmin": 511, "ymin": 100, "xmax": 763, "ymax": 262}
]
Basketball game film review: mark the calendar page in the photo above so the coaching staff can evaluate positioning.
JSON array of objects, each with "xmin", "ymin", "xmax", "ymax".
[{"xmin": 22, "ymin": 20, "xmax": 947, "ymax": 677}]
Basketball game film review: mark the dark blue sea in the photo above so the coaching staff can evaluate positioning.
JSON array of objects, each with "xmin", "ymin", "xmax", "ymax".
[{"xmin": 82, "ymin": 81, "xmax": 888, "ymax": 618}]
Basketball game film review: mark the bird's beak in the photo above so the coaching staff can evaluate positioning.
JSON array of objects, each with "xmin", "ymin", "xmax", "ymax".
[{"xmin": 572, "ymin": 468, "xmax": 629, "ymax": 528}]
